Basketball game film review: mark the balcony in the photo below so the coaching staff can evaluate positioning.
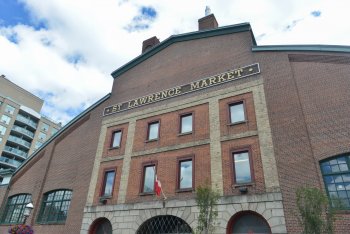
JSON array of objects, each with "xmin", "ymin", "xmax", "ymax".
[
  {"xmin": 15, "ymin": 115, "xmax": 38, "ymax": 130},
  {"xmin": 0, "ymin": 156, "xmax": 21, "ymax": 169},
  {"xmin": 11, "ymin": 125, "xmax": 35, "ymax": 139},
  {"xmin": 3, "ymin": 146, "xmax": 27, "ymax": 160},
  {"xmin": 7, "ymin": 135, "xmax": 31, "ymax": 149}
]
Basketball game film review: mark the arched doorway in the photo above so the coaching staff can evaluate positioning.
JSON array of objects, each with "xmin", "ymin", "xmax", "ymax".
[
  {"xmin": 137, "ymin": 215, "xmax": 193, "ymax": 234},
  {"xmin": 227, "ymin": 211, "xmax": 271, "ymax": 234},
  {"xmin": 89, "ymin": 217, "xmax": 113, "ymax": 234}
]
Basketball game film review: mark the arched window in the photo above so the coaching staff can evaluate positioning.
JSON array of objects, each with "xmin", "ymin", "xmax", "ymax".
[
  {"xmin": 89, "ymin": 217, "xmax": 113, "ymax": 234},
  {"xmin": 137, "ymin": 215, "xmax": 192, "ymax": 234},
  {"xmin": 37, "ymin": 189, "xmax": 72, "ymax": 223},
  {"xmin": 320, "ymin": 154, "xmax": 350, "ymax": 209},
  {"xmin": 0, "ymin": 193, "xmax": 31, "ymax": 224},
  {"xmin": 227, "ymin": 211, "xmax": 271, "ymax": 234}
]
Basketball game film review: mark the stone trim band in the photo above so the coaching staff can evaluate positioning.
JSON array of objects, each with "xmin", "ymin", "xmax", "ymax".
[{"xmin": 103, "ymin": 63, "xmax": 260, "ymax": 116}]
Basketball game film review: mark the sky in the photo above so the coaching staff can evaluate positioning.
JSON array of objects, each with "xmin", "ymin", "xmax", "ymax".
[{"xmin": 0, "ymin": 0, "xmax": 349, "ymax": 125}]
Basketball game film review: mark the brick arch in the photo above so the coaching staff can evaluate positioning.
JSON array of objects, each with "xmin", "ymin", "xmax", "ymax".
[
  {"xmin": 226, "ymin": 210, "xmax": 271, "ymax": 234},
  {"xmin": 88, "ymin": 217, "xmax": 113, "ymax": 234}
]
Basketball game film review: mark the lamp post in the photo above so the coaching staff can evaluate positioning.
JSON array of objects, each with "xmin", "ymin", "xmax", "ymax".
[{"xmin": 23, "ymin": 202, "xmax": 34, "ymax": 224}]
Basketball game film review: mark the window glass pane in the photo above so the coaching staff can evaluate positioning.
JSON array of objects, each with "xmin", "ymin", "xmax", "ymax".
[
  {"xmin": 41, "ymin": 123, "xmax": 49, "ymax": 132},
  {"xmin": 322, "ymin": 165, "xmax": 332, "ymax": 174},
  {"xmin": 327, "ymin": 184, "xmax": 336, "ymax": 191},
  {"xmin": 329, "ymin": 159, "xmax": 338, "ymax": 165},
  {"xmin": 35, "ymin": 141, "xmax": 43, "ymax": 150},
  {"xmin": 148, "ymin": 122, "xmax": 159, "ymax": 140},
  {"xmin": 180, "ymin": 160, "xmax": 192, "ymax": 189},
  {"xmin": 103, "ymin": 171, "xmax": 115, "ymax": 196},
  {"xmin": 143, "ymin": 165, "xmax": 155, "ymax": 192},
  {"xmin": 5, "ymin": 105, "xmax": 15, "ymax": 114},
  {"xmin": 343, "ymin": 174, "xmax": 350, "ymax": 182},
  {"xmin": 111, "ymin": 131, "xmax": 121, "ymax": 148},
  {"xmin": 340, "ymin": 164, "xmax": 349, "ymax": 172},
  {"xmin": 51, "ymin": 128, "xmax": 59, "ymax": 135},
  {"xmin": 230, "ymin": 102, "xmax": 245, "ymax": 123},
  {"xmin": 181, "ymin": 115, "xmax": 192, "ymax": 133},
  {"xmin": 234, "ymin": 152, "xmax": 252, "ymax": 184},
  {"xmin": 334, "ymin": 175, "xmax": 343, "ymax": 183},
  {"xmin": 331, "ymin": 165, "xmax": 340, "ymax": 173},
  {"xmin": 1, "ymin": 115, "xmax": 11, "ymax": 124},
  {"xmin": 39, "ymin": 132, "xmax": 47, "ymax": 141},
  {"xmin": 0, "ymin": 125, "xmax": 7, "ymax": 135}
]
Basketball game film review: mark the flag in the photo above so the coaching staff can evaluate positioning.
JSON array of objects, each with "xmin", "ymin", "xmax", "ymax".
[{"xmin": 155, "ymin": 175, "xmax": 161, "ymax": 196}]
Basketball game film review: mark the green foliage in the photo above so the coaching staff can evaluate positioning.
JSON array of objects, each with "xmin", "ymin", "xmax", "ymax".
[
  {"xmin": 195, "ymin": 183, "xmax": 220, "ymax": 234},
  {"xmin": 296, "ymin": 187, "xmax": 340, "ymax": 234}
]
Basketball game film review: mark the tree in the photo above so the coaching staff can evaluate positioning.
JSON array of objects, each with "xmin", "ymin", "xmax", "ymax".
[
  {"xmin": 195, "ymin": 184, "xmax": 220, "ymax": 234},
  {"xmin": 296, "ymin": 187, "xmax": 340, "ymax": 234}
]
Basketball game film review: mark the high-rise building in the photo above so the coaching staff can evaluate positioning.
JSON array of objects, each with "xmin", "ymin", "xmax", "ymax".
[{"xmin": 0, "ymin": 75, "xmax": 61, "ymax": 183}]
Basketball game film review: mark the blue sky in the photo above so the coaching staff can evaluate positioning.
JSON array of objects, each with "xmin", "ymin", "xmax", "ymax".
[
  {"xmin": 0, "ymin": 0, "xmax": 30, "ymax": 26},
  {"xmin": 0, "ymin": 0, "xmax": 349, "ymax": 124}
]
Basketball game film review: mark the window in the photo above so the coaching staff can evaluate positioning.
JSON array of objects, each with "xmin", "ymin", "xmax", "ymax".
[
  {"xmin": 1, "ymin": 194, "xmax": 32, "ymax": 224},
  {"xmin": 34, "ymin": 141, "xmax": 42, "ymax": 150},
  {"xmin": 0, "ymin": 125, "xmax": 7, "ymax": 135},
  {"xmin": 178, "ymin": 159, "xmax": 193, "ymax": 190},
  {"xmin": 41, "ymin": 123, "xmax": 49, "ymax": 132},
  {"xmin": 5, "ymin": 105, "xmax": 15, "ymax": 115},
  {"xmin": 229, "ymin": 102, "xmax": 245, "ymax": 124},
  {"xmin": 101, "ymin": 170, "xmax": 116, "ymax": 197},
  {"xmin": 111, "ymin": 130, "xmax": 122, "ymax": 148},
  {"xmin": 180, "ymin": 114, "xmax": 193, "ymax": 134},
  {"xmin": 51, "ymin": 128, "xmax": 59, "ymax": 136},
  {"xmin": 147, "ymin": 121, "xmax": 159, "ymax": 141},
  {"xmin": 37, "ymin": 190, "xmax": 72, "ymax": 223},
  {"xmin": 320, "ymin": 154, "xmax": 350, "ymax": 209},
  {"xmin": 38, "ymin": 132, "xmax": 46, "ymax": 141},
  {"xmin": 142, "ymin": 164, "xmax": 156, "ymax": 193},
  {"xmin": 233, "ymin": 151, "xmax": 252, "ymax": 184},
  {"xmin": 1, "ymin": 115, "xmax": 11, "ymax": 125}
]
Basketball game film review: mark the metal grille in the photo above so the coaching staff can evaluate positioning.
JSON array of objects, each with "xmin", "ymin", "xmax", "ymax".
[{"xmin": 137, "ymin": 215, "xmax": 193, "ymax": 234}]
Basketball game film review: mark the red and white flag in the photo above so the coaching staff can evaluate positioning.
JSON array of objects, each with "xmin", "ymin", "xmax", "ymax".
[{"xmin": 155, "ymin": 175, "xmax": 162, "ymax": 196}]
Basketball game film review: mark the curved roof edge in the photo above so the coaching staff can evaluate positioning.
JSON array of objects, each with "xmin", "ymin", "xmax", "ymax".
[
  {"xmin": 252, "ymin": 44, "xmax": 350, "ymax": 53},
  {"xmin": 11, "ymin": 93, "xmax": 111, "ymax": 177},
  {"xmin": 111, "ymin": 22, "xmax": 255, "ymax": 79}
]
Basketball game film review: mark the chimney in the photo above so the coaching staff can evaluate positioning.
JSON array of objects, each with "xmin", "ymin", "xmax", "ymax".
[
  {"xmin": 198, "ymin": 13, "xmax": 218, "ymax": 30},
  {"xmin": 142, "ymin": 36, "xmax": 160, "ymax": 53}
]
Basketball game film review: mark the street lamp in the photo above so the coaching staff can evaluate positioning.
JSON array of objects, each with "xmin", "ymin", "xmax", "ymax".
[{"xmin": 23, "ymin": 202, "xmax": 34, "ymax": 224}]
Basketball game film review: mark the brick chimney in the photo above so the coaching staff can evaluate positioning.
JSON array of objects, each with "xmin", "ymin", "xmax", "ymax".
[
  {"xmin": 198, "ymin": 14, "xmax": 218, "ymax": 30},
  {"xmin": 142, "ymin": 36, "xmax": 160, "ymax": 53}
]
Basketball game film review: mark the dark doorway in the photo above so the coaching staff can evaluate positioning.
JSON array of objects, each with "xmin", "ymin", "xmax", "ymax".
[
  {"xmin": 89, "ymin": 217, "xmax": 113, "ymax": 234},
  {"xmin": 227, "ymin": 211, "xmax": 271, "ymax": 234}
]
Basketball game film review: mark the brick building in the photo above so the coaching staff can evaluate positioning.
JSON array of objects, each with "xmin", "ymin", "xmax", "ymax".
[{"xmin": 0, "ymin": 14, "xmax": 349, "ymax": 233}]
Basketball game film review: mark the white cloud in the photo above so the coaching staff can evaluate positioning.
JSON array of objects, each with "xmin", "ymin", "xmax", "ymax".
[{"xmin": 0, "ymin": 0, "xmax": 349, "ymax": 124}]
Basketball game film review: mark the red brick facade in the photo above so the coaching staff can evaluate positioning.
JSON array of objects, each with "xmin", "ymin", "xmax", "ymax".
[
  {"xmin": 0, "ymin": 99, "xmax": 108, "ymax": 233},
  {"xmin": 1, "ymin": 18, "xmax": 349, "ymax": 234}
]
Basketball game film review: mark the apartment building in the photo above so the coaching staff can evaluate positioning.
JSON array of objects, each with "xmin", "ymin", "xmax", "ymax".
[{"xmin": 0, "ymin": 75, "xmax": 61, "ymax": 183}]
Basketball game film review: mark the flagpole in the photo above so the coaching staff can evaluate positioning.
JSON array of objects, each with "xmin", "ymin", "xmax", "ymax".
[{"xmin": 160, "ymin": 186, "xmax": 167, "ymax": 200}]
